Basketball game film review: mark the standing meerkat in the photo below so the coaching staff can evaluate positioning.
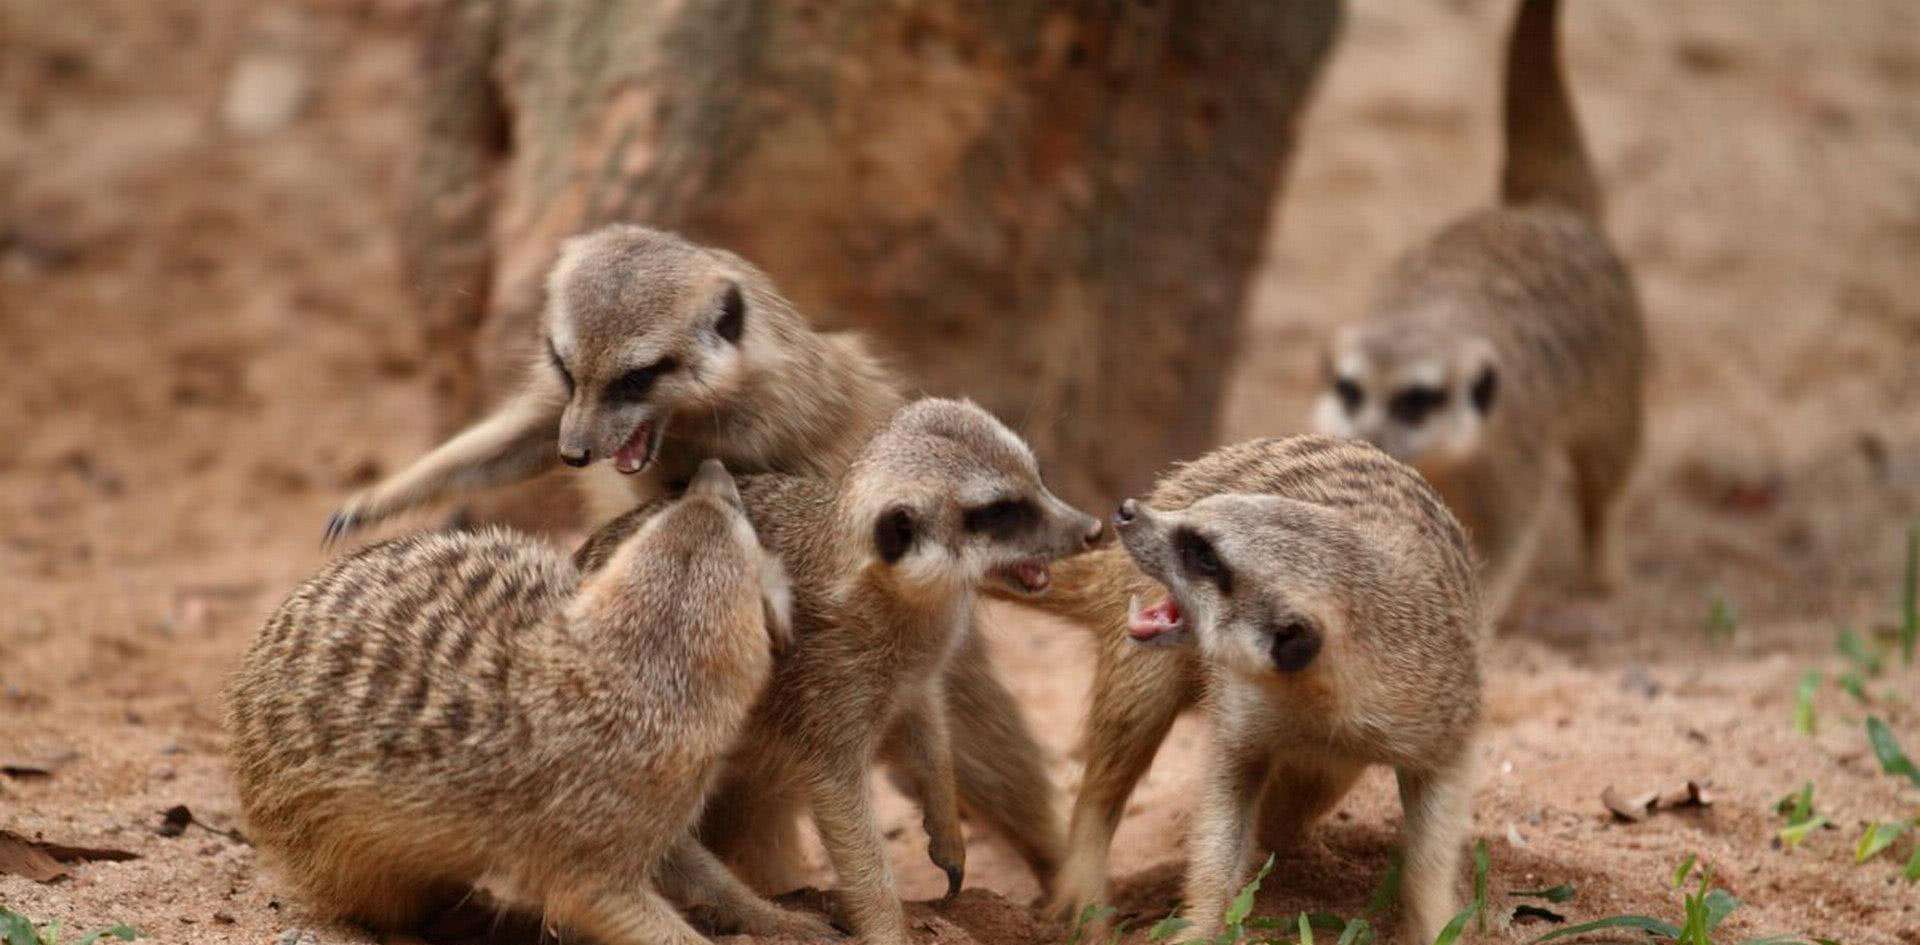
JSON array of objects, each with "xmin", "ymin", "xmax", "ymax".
[
  {"xmin": 997, "ymin": 438, "xmax": 1481, "ymax": 942},
  {"xmin": 1313, "ymin": 0, "xmax": 1647, "ymax": 623},
  {"xmin": 227, "ymin": 460, "xmax": 831, "ymax": 944},
  {"xmin": 1112, "ymin": 436, "xmax": 1481, "ymax": 943},
  {"xmin": 576, "ymin": 398, "xmax": 1106, "ymax": 945},
  {"xmin": 324, "ymin": 224, "xmax": 1067, "ymax": 892}
]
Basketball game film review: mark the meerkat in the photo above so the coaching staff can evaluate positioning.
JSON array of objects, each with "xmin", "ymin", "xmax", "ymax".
[
  {"xmin": 227, "ymin": 460, "xmax": 832, "ymax": 944},
  {"xmin": 575, "ymin": 398, "xmax": 1106, "ymax": 945},
  {"xmin": 1312, "ymin": 0, "xmax": 1647, "ymax": 623},
  {"xmin": 324, "ymin": 224, "xmax": 1067, "ymax": 892},
  {"xmin": 988, "ymin": 438, "xmax": 1480, "ymax": 942},
  {"xmin": 1112, "ymin": 435, "xmax": 1481, "ymax": 943}
]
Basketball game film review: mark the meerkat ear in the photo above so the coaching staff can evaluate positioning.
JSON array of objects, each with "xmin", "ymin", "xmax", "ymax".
[
  {"xmin": 873, "ymin": 505, "xmax": 917, "ymax": 564},
  {"xmin": 715, "ymin": 282, "xmax": 746, "ymax": 344},
  {"xmin": 1470, "ymin": 364, "xmax": 1499, "ymax": 414}
]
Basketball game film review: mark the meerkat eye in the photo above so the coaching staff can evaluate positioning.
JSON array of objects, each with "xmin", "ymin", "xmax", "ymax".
[
  {"xmin": 547, "ymin": 340, "xmax": 575, "ymax": 396},
  {"xmin": 714, "ymin": 282, "xmax": 746, "ymax": 344},
  {"xmin": 1333, "ymin": 377, "xmax": 1364, "ymax": 413},
  {"xmin": 1175, "ymin": 528, "xmax": 1233, "ymax": 593},
  {"xmin": 1388, "ymin": 386, "xmax": 1448, "ymax": 426},
  {"xmin": 1470, "ymin": 366, "xmax": 1499, "ymax": 414},
  {"xmin": 606, "ymin": 356, "xmax": 680, "ymax": 404},
  {"xmin": 962, "ymin": 498, "xmax": 1037, "ymax": 539}
]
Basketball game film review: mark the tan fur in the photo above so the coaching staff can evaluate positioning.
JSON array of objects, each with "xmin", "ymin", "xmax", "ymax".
[
  {"xmin": 576, "ymin": 399, "xmax": 1103, "ymax": 945},
  {"xmin": 1312, "ymin": 0, "xmax": 1647, "ymax": 623},
  {"xmin": 325, "ymin": 224, "xmax": 1067, "ymax": 892},
  {"xmin": 228, "ymin": 461, "xmax": 829, "ymax": 944},
  {"xmin": 1001, "ymin": 438, "xmax": 1482, "ymax": 943}
]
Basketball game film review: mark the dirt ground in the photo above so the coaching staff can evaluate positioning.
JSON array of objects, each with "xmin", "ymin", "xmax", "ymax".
[{"xmin": 4, "ymin": 1, "xmax": 1919, "ymax": 943}]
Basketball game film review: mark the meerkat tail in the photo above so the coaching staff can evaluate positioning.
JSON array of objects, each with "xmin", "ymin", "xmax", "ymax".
[{"xmin": 1499, "ymin": 0, "xmax": 1601, "ymax": 219}]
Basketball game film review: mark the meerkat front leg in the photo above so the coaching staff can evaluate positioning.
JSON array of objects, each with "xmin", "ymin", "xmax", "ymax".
[
  {"xmin": 1182, "ymin": 731, "xmax": 1274, "ymax": 938},
  {"xmin": 1394, "ymin": 760, "xmax": 1475, "ymax": 945},
  {"xmin": 807, "ymin": 754, "xmax": 912, "ymax": 945},
  {"xmin": 942, "ymin": 623, "xmax": 1063, "ymax": 890},
  {"xmin": 326, "ymin": 382, "xmax": 564, "ymax": 543},
  {"xmin": 653, "ymin": 834, "xmax": 838, "ymax": 939},
  {"xmin": 880, "ymin": 680, "xmax": 967, "ymax": 900}
]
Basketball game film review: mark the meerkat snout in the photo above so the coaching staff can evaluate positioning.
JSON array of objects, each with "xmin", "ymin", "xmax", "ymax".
[{"xmin": 1116, "ymin": 493, "xmax": 1351, "ymax": 678}]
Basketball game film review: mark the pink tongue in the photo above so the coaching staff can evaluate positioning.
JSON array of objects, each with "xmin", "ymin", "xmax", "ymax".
[
  {"xmin": 613, "ymin": 422, "xmax": 652, "ymax": 474},
  {"xmin": 1128, "ymin": 597, "xmax": 1183, "ymax": 641},
  {"xmin": 1014, "ymin": 562, "xmax": 1050, "ymax": 592}
]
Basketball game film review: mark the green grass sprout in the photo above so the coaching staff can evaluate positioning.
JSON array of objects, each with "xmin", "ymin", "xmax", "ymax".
[
  {"xmin": 1793, "ymin": 670, "xmax": 1820, "ymax": 735},
  {"xmin": 1866, "ymin": 716, "xmax": 1920, "ymax": 787},
  {"xmin": 1705, "ymin": 595, "xmax": 1738, "ymax": 645},
  {"xmin": 1856, "ymin": 820, "xmax": 1913, "ymax": 863}
]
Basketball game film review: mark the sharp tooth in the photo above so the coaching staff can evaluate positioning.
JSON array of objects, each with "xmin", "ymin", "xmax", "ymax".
[{"xmin": 1127, "ymin": 594, "xmax": 1140, "ymax": 623}]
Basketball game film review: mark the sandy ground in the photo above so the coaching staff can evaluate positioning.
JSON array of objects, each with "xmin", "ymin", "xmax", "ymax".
[{"xmin": 4, "ymin": 1, "xmax": 1920, "ymax": 943}]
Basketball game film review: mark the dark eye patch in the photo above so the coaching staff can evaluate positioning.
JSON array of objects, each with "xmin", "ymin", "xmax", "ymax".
[
  {"xmin": 1333, "ymin": 377, "xmax": 1364, "ymax": 414},
  {"xmin": 962, "ymin": 498, "xmax": 1038, "ymax": 539},
  {"xmin": 548, "ymin": 340, "xmax": 575, "ymax": 396},
  {"xmin": 715, "ymin": 282, "xmax": 745, "ymax": 344},
  {"xmin": 1174, "ymin": 527, "xmax": 1232, "ymax": 594},
  {"xmin": 1387, "ymin": 385, "xmax": 1448, "ymax": 425},
  {"xmin": 605, "ymin": 356, "xmax": 680, "ymax": 404}
]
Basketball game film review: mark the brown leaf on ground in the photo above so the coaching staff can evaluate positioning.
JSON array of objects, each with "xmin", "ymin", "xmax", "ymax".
[
  {"xmin": 1602, "ymin": 785, "xmax": 1659, "ymax": 822},
  {"xmin": 1655, "ymin": 780, "xmax": 1713, "ymax": 810},
  {"xmin": 1, "ymin": 761, "xmax": 54, "ymax": 780},
  {"xmin": 0, "ymin": 829, "xmax": 140, "ymax": 883}
]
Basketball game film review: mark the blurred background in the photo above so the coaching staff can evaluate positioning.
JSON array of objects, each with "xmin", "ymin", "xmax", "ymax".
[{"xmin": 2, "ymin": 1, "xmax": 1918, "ymax": 943}]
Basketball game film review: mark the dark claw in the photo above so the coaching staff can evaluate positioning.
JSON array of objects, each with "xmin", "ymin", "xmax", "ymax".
[
  {"xmin": 941, "ymin": 863, "xmax": 963, "ymax": 903},
  {"xmin": 323, "ymin": 511, "xmax": 354, "ymax": 548}
]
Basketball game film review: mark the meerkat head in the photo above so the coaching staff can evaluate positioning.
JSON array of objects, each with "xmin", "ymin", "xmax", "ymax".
[
  {"xmin": 842, "ymin": 398, "xmax": 1105, "ymax": 604},
  {"xmin": 543, "ymin": 224, "xmax": 785, "ymax": 475},
  {"xmin": 578, "ymin": 458, "xmax": 793, "ymax": 651},
  {"xmin": 1114, "ymin": 493, "xmax": 1373, "ymax": 681},
  {"xmin": 1313, "ymin": 324, "xmax": 1500, "ymax": 475}
]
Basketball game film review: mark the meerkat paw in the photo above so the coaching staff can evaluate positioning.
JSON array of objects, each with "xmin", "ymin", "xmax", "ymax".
[{"xmin": 731, "ymin": 903, "xmax": 842, "ymax": 940}]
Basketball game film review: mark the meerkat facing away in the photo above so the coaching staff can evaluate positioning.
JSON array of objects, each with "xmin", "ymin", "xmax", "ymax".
[
  {"xmin": 576, "ymin": 399, "xmax": 1105, "ymax": 945},
  {"xmin": 326, "ymin": 225, "xmax": 1067, "ymax": 893},
  {"xmin": 228, "ymin": 461, "xmax": 831, "ymax": 944},
  {"xmin": 1313, "ymin": 0, "xmax": 1647, "ymax": 622},
  {"xmin": 1112, "ymin": 436, "xmax": 1481, "ymax": 943}
]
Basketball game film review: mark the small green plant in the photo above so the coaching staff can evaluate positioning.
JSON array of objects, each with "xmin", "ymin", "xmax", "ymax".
[
  {"xmin": 1530, "ymin": 858, "xmax": 1820, "ymax": 945},
  {"xmin": 1866, "ymin": 716, "xmax": 1920, "ymax": 788},
  {"xmin": 1855, "ymin": 819, "xmax": 1914, "ymax": 863},
  {"xmin": 1065, "ymin": 902, "xmax": 1120, "ymax": 945},
  {"xmin": 1704, "ymin": 595, "xmax": 1738, "ymax": 645},
  {"xmin": 1428, "ymin": 840, "xmax": 1490, "ymax": 945},
  {"xmin": 1772, "ymin": 781, "xmax": 1829, "ymax": 849},
  {"xmin": 1792, "ymin": 670, "xmax": 1820, "ymax": 735},
  {"xmin": 1510, "ymin": 883, "xmax": 1575, "ymax": 903},
  {"xmin": 0, "ymin": 909, "xmax": 140, "ymax": 945}
]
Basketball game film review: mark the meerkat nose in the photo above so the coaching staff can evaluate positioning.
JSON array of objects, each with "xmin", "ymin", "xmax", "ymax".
[
  {"xmin": 560, "ymin": 448, "xmax": 591, "ymax": 467},
  {"xmin": 1082, "ymin": 516, "xmax": 1107, "ymax": 548},
  {"xmin": 1114, "ymin": 499, "xmax": 1139, "ymax": 526}
]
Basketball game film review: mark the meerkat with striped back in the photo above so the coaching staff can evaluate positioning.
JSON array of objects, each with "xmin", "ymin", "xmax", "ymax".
[
  {"xmin": 1314, "ymin": 0, "xmax": 1647, "ymax": 623},
  {"xmin": 575, "ymin": 398, "xmax": 1106, "ymax": 945},
  {"xmin": 227, "ymin": 460, "xmax": 830, "ymax": 944},
  {"xmin": 324, "ymin": 225, "xmax": 1067, "ymax": 895}
]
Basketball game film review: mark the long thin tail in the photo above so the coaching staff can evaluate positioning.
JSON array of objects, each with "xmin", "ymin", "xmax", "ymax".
[
  {"xmin": 983, "ymin": 547, "xmax": 1137, "ymax": 632},
  {"xmin": 1499, "ymin": 0, "xmax": 1601, "ymax": 218}
]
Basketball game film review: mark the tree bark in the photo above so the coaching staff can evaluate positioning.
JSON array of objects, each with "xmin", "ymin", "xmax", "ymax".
[{"xmin": 410, "ymin": 0, "xmax": 1339, "ymax": 514}]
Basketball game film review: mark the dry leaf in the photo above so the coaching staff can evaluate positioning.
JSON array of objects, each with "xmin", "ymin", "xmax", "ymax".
[
  {"xmin": 1601, "ymin": 785, "xmax": 1657, "ymax": 822},
  {"xmin": 0, "ymin": 829, "xmax": 138, "ymax": 884},
  {"xmin": 1, "ymin": 761, "xmax": 53, "ymax": 780},
  {"xmin": 1655, "ymin": 780, "xmax": 1713, "ymax": 810}
]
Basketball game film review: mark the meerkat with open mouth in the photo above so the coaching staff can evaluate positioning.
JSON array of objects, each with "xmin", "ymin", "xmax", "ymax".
[{"xmin": 576, "ymin": 399, "xmax": 1105, "ymax": 945}]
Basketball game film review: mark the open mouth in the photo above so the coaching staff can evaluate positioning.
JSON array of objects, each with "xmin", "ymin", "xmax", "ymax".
[
  {"xmin": 612, "ymin": 419, "xmax": 665, "ymax": 475},
  {"xmin": 1127, "ymin": 594, "xmax": 1187, "ymax": 645},
  {"xmin": 992, "ymin": 560, "xmax": 1052, "ymax": 595}
]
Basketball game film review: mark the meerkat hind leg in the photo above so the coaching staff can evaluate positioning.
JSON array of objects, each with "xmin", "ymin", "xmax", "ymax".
[
  {"xmin": 1567, "ymin": 420, "xmax": 1640, "ymax": 595},
  {"xmin": 654, "ymin": 834, "xmax": 838, "ymax": 939},
  {"xmin": 544, "ymin": 879, "xmax": 709, "ymax": 945}
]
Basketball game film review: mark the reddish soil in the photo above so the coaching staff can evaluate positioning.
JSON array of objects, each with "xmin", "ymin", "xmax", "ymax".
[{"xmin": 3, "ymin": 1, "xmax": 1918, "ymax": 944}]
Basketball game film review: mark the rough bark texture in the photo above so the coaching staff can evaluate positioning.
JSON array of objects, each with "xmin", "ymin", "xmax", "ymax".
[{"xmin": 410, "ymin": 0, "xmax": 1339, "ymax": 513}]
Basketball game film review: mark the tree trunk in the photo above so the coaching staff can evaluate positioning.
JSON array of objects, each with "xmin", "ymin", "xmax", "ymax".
[{"xmin": 409, "ymin": 0, "xmax": 1339, "ymax": 515}]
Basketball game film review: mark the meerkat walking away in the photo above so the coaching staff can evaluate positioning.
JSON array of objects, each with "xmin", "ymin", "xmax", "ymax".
[
  {"xmin": 1112, "ymin": 436, "xmax": 1481, "ymax": 943},
  {"xmin": 324, "ymin": 224, "xmax": 1067, "ymax": 893},
  {"xmin": 576, "ymin": 399, "xmax": 1105, "ymax": 945},
  {"xmin": 228, "ymin": 461, "xmax": 831, "ymax": 944},
  {"xmin": 1313, "ymin": 0, "xmax": 1647, "ymax": 623}
]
